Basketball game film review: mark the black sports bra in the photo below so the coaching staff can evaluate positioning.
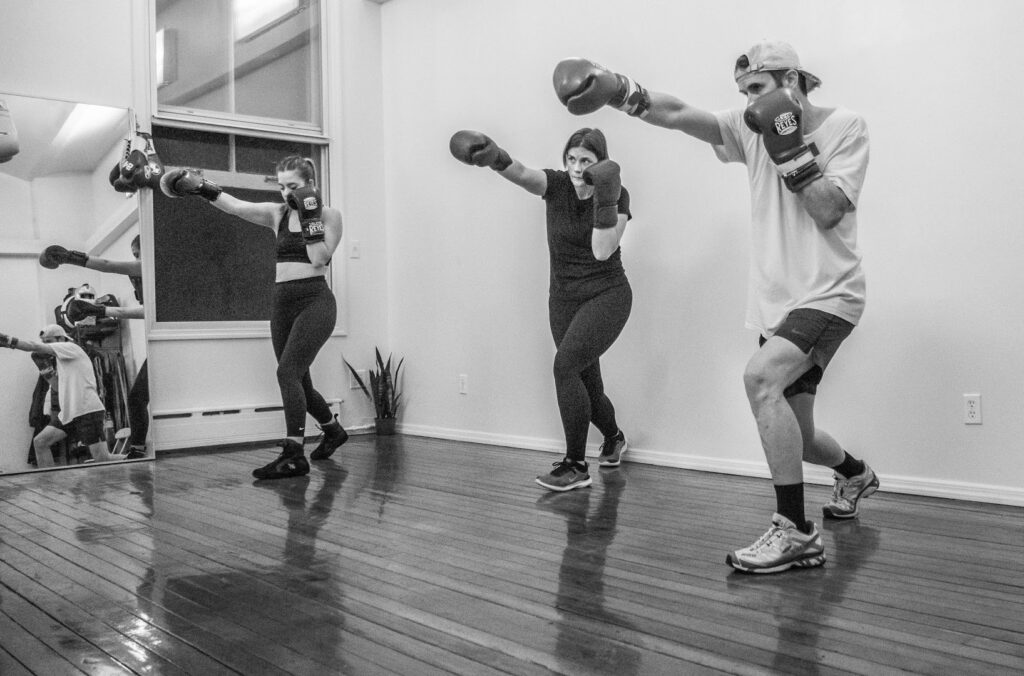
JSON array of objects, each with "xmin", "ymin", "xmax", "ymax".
[{"xmin": 275, "ymin": 208, "xmax": 311, "ymax": 264}]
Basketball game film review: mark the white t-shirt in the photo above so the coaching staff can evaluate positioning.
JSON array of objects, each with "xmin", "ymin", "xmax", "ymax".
[
  {"xmin": 49, "ymin": 341, "xmax": 104, "ymax": 424},
  {"xmin": 713, "ymin": 106, "xmax": 870, "ymax": 335}
]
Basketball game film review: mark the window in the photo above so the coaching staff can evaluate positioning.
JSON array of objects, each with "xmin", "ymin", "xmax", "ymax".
[
  {"xmin": 155, "ymin": 0, "xmax": 323, "ymax": 132},
  {"xmin": 150, "ymin": 125, "xmax": 326, "ymax": 326}
]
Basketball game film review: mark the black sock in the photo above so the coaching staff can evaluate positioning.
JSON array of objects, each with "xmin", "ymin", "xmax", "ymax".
[
  {"xmin": 774, "ymin": 483, "xmax": 809, "ymax": 533},
  {"xmin": 832, "ymin": 452, "xmax": 865, "ymax": 479}
]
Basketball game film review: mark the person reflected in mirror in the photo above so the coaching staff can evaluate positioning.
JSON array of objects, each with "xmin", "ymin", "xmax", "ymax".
[
  {"xmin": 0, "ymin": 324, "xmax": 114, "ymax": 467},
  {"xmin": 39, "ymin": 234, "xmax": 149, "ymax": 459},
  {"xmin": 159, "ymin": 156, "xmax": 349, "ymax": 479}
]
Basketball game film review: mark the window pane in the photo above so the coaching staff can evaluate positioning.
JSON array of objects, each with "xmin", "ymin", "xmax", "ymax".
[
  {"xmin": 155, "ymin": 0, "xmax": 322, "ymax": 128},
  {"xmin": 150, "ymin": 125, "xmax": 328, "ymax": 324},
  {"xmin": 152, "ymin": 126, "xmax": 231, "ymax": 171},
  {"xmin": 235, "ymin": 136, "xmax": 317, "ymax": 177}
]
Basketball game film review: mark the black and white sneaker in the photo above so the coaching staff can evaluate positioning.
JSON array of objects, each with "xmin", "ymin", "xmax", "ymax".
[{"xmin": 598, "ymin": 431, "xmax": 627, "ymax": 467}]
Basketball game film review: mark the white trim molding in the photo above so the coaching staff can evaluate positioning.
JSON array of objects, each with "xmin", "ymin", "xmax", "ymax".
[{"xmin": 397, "ymin": 423, "xmax": 1024, "ymax": 508}]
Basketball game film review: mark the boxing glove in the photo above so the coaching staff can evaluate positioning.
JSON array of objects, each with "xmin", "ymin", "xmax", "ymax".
[
  {"xmin": 120, "ymin": 149, "xmax": 148, "ymax": 179},
  {"xmin": 449, "ymin": 130, "xmax": 512, "ymax": 171},
  {"xmin": 39, "ymin": 245, "xmax": 89, "ymax": 269},
  {"xmin": 31, "ymin": 352, "xmax": 55, "ymax": 376},
  {"xmin": 552, "ymin": 58, "xmax": 650, "ymax": 117},
  {"xmin": 287, "ymin": 185, "xmax": 326, "ymax": 244},
  {"xmin": 160, "ymin": 168, "xmax": 222, "ymax": 201},
  {"xmin": 0, "ymin": 333, "xmax": 17, "ymax": 349},
  {"xmin": 128, "ymin": 159, "xmax": 162, "ymax": 190},
  {"xmin": 109, "ymin": 161, "xmax": 135, "ymax": 193},
  {"xmin": 66, "ymin": 298, "xmax": 107, "ymax": 323},
  {"xmin": 743, "ymin": 88, "xmax": 823, "ymax": 192},
  {"xmin": 582, "ymin": 160, "xmax": 622, "ymax": 229}
]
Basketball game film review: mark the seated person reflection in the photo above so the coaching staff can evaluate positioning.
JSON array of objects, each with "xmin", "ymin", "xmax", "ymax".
[
  {"xmin": 41, "ymin": 235, "xmax": 148, "ymax": 458},
  {"xmin": 1, "ymin": 324, "xmax": 114, "ymax": 467}
]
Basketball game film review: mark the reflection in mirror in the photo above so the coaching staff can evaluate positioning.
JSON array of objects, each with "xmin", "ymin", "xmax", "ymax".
[{"xmin": 0, "ymin": 92, "xmax": 150, "ymax": 476}]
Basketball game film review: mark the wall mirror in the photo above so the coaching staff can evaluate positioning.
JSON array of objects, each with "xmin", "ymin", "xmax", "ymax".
[{"xmin": 0, "ymin": 91, "xmax": 149, "ymax": 476}]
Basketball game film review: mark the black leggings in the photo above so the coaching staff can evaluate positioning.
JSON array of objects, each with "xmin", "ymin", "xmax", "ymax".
[
  {"xmin": 549, "ymin": 283, "xmax": 632, "ymax": 463},
  {"xmin": 271, "ymin": 277, "xmax": 336, "ymax": 438},
  {"xmin": 127, "ymin": 359, "xmax": 149, "ymax": 447}
]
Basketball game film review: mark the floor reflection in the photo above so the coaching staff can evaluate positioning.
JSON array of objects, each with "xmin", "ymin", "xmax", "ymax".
[
  {"xmin": 726, "ymin": 518, "xmax": 883, "ymax": 674},
  {"xmin": 72, "ymin": 462, "xmax": 155, "ymax": 544},
  {"xmin": 349, "ymin": 434, "xmax": 406, "ymax": 519},
  {"xmin": 537, "ymin": 470, "xmax": 641, "ymax": 675},
  {"xmin": 136, "ymin": 462, "xmax": 351, "ymax": 673}
]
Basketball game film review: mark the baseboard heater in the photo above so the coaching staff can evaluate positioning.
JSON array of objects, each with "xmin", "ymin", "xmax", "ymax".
[{"xmin": 151, "ymin": 399, "xmax": 344, "ymax": 451}]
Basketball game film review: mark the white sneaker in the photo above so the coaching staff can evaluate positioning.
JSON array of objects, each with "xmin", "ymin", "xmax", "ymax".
[
  {"xmin": 823, "ymin": 463, "xmax": 879, "ymax": 519},
  {"xmin": 727, "ymin": 513, "xmax": 826, "ymax": 574}
]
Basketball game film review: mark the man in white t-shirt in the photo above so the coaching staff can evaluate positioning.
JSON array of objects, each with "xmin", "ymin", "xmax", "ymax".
[
  {"xmin": 1, "ymin": 324, "xmax": 113, "ymax": 467},
  {"xmin": 553, "ymin": 41, "xmax": 878, "ymax": 573}
]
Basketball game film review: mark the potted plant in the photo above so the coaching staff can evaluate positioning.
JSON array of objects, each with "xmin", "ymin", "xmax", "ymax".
[{"xmin": 345, "ymin": 348, "xmax": 404, "ymax": 435}]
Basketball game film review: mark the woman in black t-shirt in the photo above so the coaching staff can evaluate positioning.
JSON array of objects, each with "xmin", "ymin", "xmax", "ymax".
[{"xmin": 451, "ymin": 127, "xmax": 632, "ymax": 491}]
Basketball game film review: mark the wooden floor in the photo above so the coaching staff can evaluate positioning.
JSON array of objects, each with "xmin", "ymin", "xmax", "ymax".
[{"xmin": 0, "ymin": 436, "xmax": 1021, "ymax": 675}]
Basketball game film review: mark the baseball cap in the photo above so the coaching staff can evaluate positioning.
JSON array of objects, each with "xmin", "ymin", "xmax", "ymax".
[
  {"xmin": 39, "ymin": 324, "xmax": 69, "ymax": 340},
  {"xmin": 734, "ymin": 41, "xmax": 821, "ymax": 92}
]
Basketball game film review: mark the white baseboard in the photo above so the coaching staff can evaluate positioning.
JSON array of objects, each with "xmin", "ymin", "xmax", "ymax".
[
  {"xmin": 397, "ymin": 423, "xmax": 1024, "ymax": 507},
  {"xmin": 152, "ymin": 400, "xmax": 348, "ymax": 451}
]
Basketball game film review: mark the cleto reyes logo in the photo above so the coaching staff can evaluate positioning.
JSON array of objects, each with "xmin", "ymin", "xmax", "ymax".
[
  {"xmin": 773, "ymin": 112, "xmax": 798, "ymax": 136},
  {"xmin": 306, "ymin": 220, "xmax": 325, "ymax": 235},
  {"xmin": 302, "ymin": 196, "xmax": 319, "ymax": 210}
]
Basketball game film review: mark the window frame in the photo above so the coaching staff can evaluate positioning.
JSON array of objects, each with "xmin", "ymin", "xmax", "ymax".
[
  {"xmin": 142, "ymin": 1, "xmax": 345, "ymax": 342},
  {"xmin": 151, "ymin": 0, "xmax": 327, "ymax": 137}
]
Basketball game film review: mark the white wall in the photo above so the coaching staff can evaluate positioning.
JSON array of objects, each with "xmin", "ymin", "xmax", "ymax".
[
  {"xmin": 378, "ymin": 0, "xmax": 1024, "ymax": 505},
  {"xmin": 4, "ymin": 0, "xmax": 1020, "ymax": 504}
]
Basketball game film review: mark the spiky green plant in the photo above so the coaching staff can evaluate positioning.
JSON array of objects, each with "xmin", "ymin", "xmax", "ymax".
[{"xmin": 345, "ymin": 348, "xmax": 404, "ymax": 419}]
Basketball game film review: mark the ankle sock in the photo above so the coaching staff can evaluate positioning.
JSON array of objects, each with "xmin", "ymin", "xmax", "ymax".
[
  {"xmin": 832, "ymin": 452, "xmax": 865, "ymax": 479},
  {"xmin": 774, "ymin": 483, "xmax": 809, "ymax": 533}
]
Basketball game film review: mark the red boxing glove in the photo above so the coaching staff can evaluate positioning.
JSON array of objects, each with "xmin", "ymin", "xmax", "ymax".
[
  {"xmin": 66, "ymin": 298, "xmax": 107, "ymax": 323},
  {"xmin": 582, "ymin": 160, "xmax": 622, "ymax": 229},
  {"xmin": 552, "ymin": 58, "xmax": 650, "ymax": 117},
  {"xmin": 743, "ymin": 88, "xmax": 823, "ymax": 192},
  {"xmin": 449, "ymin": 130, "xmax": 512, "ymax": 171},
  {"xmin": 39, "ymin": 244, "xmax": 89, "ymax": 269},
  {"xmin": 160, "ymin": 168, "xmax": 222, "ymax": 201}
]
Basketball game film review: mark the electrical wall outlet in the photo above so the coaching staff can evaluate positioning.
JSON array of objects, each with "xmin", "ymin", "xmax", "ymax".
[
  {"xmin": 458, "ymin": 374, "xmax": 468, "ymax": 395},
  {"xmin": 963, "ymin": 394, "xmax": 982, "ymax": 424}
]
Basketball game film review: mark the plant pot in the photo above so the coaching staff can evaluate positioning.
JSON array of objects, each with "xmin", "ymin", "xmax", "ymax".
[{"xmin": 374, "ymin": 417, "xmax": 397, "ymax": 436}]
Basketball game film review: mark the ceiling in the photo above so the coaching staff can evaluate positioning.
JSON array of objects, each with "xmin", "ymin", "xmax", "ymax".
[{"xmin": 0, "ymin": 93, "xmax": 130, "ymax": 182}]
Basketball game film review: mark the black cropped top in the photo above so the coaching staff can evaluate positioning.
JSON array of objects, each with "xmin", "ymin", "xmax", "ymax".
[{"xmin": 275, "ymin": 208, "xmax": 311, "ymax": 264}]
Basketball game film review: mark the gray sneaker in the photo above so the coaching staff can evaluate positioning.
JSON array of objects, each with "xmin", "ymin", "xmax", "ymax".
[
  {"xmin": 598, "ymin": 431, "xmax": 627, "ymax": 467},
  {"xmin": 823, "ymin": 463, "xmax": 879, "ymax": 519},
  {"xmin": 727, "ymin": 513, "xmax": 826, "ymax": 574},
  {"xmin": 535, "ymin": 458, "xmax": 592, "ymax": 492}
]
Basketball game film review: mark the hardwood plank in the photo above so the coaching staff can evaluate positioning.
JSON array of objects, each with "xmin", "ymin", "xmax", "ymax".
[{"xmin": 0, "ymin": 435, "xmax": 1021, "ymax": 675}]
